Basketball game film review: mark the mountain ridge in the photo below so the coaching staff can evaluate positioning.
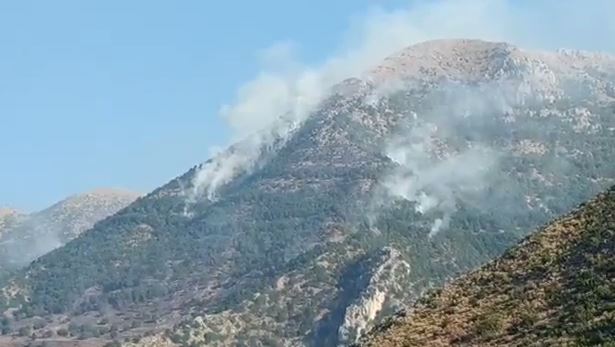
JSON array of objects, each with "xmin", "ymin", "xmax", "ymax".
[
  {"xmin": 0, "ymin": 188, "xmax": 140, "ymax": 277},
  {"xmin": 1, "ymin": 39, "xmax": 614, "ymax": 347}
]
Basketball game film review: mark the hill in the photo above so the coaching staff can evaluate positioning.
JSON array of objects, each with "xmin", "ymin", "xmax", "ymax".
[
  {"xmin": 0, "ymin": 39, "xmax": 614, "ymax": 347},
  {"xmin": 0, "ymin": 189, "xmax": 140, "ymax": 276},
  {"xmin": 359, "ymin": 186, "xmax": 615, "ymax": 347}
]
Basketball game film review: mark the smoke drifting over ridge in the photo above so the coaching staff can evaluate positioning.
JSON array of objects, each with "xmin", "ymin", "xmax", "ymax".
[
  {"xmin": 383, "ymin": 124, "xmax": 498, "ymax": 236},
  {"xmin": 366, "ymin": 36, "xmax": 615, "ymax": 234},
  {"xmin": 189, "ymin": 0, "xmax": 615, "ymax": 203},
  {"xmin": 0, "ymin": 220, "xmax": 63, "ymax": 269},
  {"xmin": 367, "ymin": 80, "xmax": 514, "ymax": 236}
]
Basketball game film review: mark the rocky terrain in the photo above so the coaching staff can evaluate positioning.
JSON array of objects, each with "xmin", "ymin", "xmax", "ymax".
[
  {"xmin": 0, "ymin": 39, "xmax": 613, "ymax": 347},
  {"xmin": 359, "ymin": 186, "xmax": 615, "ymax": 347},
  {"xmin": 0, "ymin": 189, "xmax": 140, "ymax": 277}
]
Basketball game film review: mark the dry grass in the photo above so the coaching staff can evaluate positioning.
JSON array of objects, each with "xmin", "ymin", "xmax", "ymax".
[{"xmin": 361, "ymin": 187, "xmax": 615, "ymax": 347}]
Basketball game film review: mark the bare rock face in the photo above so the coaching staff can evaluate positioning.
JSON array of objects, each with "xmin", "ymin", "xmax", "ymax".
[
  {"xmin": 1, "ymin": 40, "xmax": 614, "ymax": 347},
  {"xmin": 337, "ymin": 247, "xmax": 410, "ymax": 346}
]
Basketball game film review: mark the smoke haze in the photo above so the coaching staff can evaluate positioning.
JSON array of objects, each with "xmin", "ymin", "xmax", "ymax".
[{"xmin": 189, "ymin": 0, "xmax": 615, "ymax": 202}]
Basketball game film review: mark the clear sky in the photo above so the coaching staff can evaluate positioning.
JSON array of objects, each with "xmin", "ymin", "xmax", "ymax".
[
  {"xmin": 1, "ymin": 0, "xmax": 614, "ymax": 211},
  {"xmin": 0, "ymin": 0, "xmax": 403, "ymax": 210}
]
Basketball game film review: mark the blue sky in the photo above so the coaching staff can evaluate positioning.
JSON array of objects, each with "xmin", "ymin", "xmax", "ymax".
[
  {"xmin": 0, "ymin": 0, "xmax": 402, "ymax": 210},
  {"xmin": 1, "ymin": 0, "xmax": 614, "ymax": 211}
]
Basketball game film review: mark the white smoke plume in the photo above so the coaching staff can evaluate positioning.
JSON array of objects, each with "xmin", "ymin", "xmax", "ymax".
[
  {"xmin": 188, "ymin": 13, "xmax": 416, "ymax": 201},
  {"xmin": 0, "ymin": 218, "xmax": 65, "ymax": 272},
  {"xmin": 190, "ymin": 0, "xmax": 615, "ymax": 203},
  {"xmin": 371, "ymin": 75, "xmax": 554, "ymax": 236},
  {"xmin": 189, "ymin": 46, "xmax": 323, "ymax": 201},
  {"xmin": 383, "ymin": 123, "xmax": 498, "ymax": 236}
]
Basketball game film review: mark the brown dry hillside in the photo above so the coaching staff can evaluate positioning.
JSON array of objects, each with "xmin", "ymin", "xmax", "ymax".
[{"xmin": 360, "ymin": 186, "xmax": 615, "ymax": 347}]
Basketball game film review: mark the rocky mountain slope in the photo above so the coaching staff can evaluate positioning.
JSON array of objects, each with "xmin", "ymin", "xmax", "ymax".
[
  {"xmin": 0, "ymin": 189, "xmax": 140, "ymax": 276},
  {"xmin": 359, "ymin": 185, "xmax": 615, "ymax": 347},
  {"xmin": 0, "ymin": 39, "xmax": 614, "ymax": 347}
]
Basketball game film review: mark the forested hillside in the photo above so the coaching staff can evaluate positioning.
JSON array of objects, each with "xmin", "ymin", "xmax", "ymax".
[
  {"xmin": 360, "ymin": 186, "xmax": 615, "ymax": 347},
  {"xmin": 0, "ymin": 189, "xmax": 139, "ymax": 279},
  {"xmin": 1, "ymin": 40, "xmax": 614, "ymax": 347}
]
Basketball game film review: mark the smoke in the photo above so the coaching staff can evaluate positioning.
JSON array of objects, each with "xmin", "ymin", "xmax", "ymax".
[
  {"xmin": 188, "ymin": 10, "xmax": 433, "ymax": 201},
  {"xmin": 0, "ymin": 219, "xmax": 63, "ymax": 271},
  {"xmin": 382, "ymin": 122, "xmax": 498, "ymax": 236},
  {"xmin": 189, "ymin": 0, "xmax": 615, "ymax": 203},
  {"xmin": 189, "ymin": 45, "xmax": 324, "ymax": 201},
  {"xmin": 371, "ymin": 75, "xmax": 563, "ymax": 236}
]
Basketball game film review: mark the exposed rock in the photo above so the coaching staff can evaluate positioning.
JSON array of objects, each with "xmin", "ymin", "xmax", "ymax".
[{"xmin": 338, "ymin": 247, "xmax": 410, "ymax": 345}]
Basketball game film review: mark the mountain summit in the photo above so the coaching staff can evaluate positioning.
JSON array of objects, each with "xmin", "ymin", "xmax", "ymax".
[
  {"xmin": 1, "ymin": 40, "xmax": 614, "ymax": 347},
  {"xmin": 371, "ymin": 39, "xmax": 615, "ymax": 86}
]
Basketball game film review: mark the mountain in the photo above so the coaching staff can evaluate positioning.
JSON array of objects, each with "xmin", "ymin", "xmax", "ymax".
[
  {"xmin": 0, "ymin": 39, "xmax": 614, "ymax": 347},
  {"xmin": 0, "ymin": 209, "xmax": 23, "ymax": 238},
  {"xmin": 0, "ymin": 189, "xmax": 140, "ymax": 276},
  {"xmin": 358, "ymin": 186, "xmax": 615, "ymax": 347}
]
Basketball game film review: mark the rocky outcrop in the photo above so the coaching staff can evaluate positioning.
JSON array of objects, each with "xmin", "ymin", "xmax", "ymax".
[{"xmin": 338, "ymin": 247, "xmax": 410, "ymax": 345}]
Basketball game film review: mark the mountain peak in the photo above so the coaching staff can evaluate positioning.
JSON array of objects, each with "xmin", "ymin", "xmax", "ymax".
[
  {"xmin": 0, "ymin": 208, "xmax": 20, "ymax": 219},
  {"xmin": 43, "ymin": 188, "xmax": 141, "ymax": 218},
  {"xmin": 369, "ymin": 38, "xmax": 615, "ymax": 84},
  {"xmin": 36, "ymin": 188, "xmax": 141, "ymax": 238},
  {"xmin": 0, "ymin": 208, "xmax": 23, "ymax": 237},
  {"xmin": 60, "ymin": 188, "xmax": 141, "ymax": 204},
  {"xmin": 0, "ymin": 188, "xmax": 140, "ymax": 275},
  {"xmin": 394, "ymin": 38, "xmax": 514, "ymax": 56},
  {"xmin": 369, "ymin": 39, "xmax": 517, "ymax": 82}
]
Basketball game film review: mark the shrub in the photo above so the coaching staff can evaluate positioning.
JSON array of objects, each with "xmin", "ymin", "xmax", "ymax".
[
  {"xmin": 475, "ymin": 312, "xmax": 504, "ymax": 338},
  {"xmin": 18, "ymin": 325, "xmax": 32, "ymax": 337},
  {"xmin": 56, "ymin": 328, "xmax": 69, "ymax": 337}
]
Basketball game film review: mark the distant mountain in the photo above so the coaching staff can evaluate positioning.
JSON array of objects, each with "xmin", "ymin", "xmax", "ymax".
[
  {"xmin": 0, "ymin": 208, "xmax": 23, "ymax": 237},
  {"xmin": 0, "ymin": 189, "xmax": 140, "ymax": 275},
  {"xmin": 0, "ymin": 40, "xmax": 614, "ymax": 347},
  {"xmin": 358, "ymin": 186, "xmax": 615, "ymax": 347}
]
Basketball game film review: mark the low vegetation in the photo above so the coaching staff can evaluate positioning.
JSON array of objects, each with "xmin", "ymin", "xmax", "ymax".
[{"xmin": 360, "ymin": 186, "xmax": 615, "ymax": 347}]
